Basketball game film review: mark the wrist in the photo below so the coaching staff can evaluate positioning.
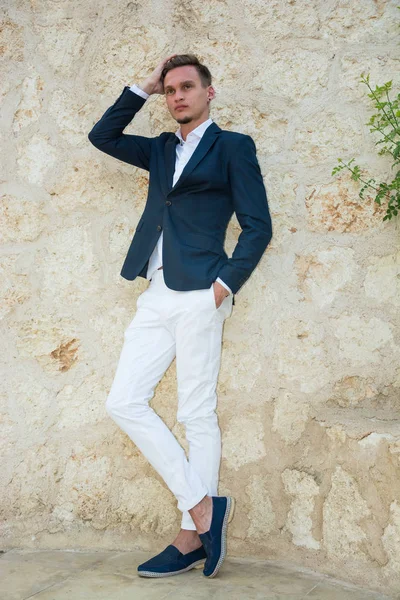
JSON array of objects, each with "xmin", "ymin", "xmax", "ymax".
[{"xmin": 138, "ymin": 80, "xmax": 154, "ymax": 95}]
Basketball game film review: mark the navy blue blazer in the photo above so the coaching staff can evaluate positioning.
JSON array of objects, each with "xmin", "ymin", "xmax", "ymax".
[{"xmin": 88, "ymin": 86, "xmax": 273, "ymax": 301}]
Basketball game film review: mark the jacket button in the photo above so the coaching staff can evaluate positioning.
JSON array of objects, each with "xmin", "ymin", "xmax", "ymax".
[
  {"xmin": 166, "ymin": 200, "xmax": 172, "ymax": 206},
  {"xmin": 157, "ymin": 225, "xmax": 162, "ymax": 231}
]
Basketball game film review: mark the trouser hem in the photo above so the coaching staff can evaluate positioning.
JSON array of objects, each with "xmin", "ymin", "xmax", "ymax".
[{"xmin": 177, "ymin": 489, "xmax": 209, "ymax": 513}]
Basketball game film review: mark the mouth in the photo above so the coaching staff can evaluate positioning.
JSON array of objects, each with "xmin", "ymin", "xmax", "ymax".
[{"xmin": 176, "ymin": 106, "xmax": 188, "ymax": 111}]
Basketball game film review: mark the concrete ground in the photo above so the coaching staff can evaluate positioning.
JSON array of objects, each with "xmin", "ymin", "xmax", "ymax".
[{"xmin": 0, "ymin": 549, "xmax": 392, "ymax": 600}]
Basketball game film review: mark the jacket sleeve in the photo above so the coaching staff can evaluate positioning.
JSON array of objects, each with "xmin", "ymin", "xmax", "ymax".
[
  {"xmin": 216, "ymin": 134, "xmax": 273, "ymax": 295},
  {"xmin": 87, "ymin": 86, "xmax": 154, "ymax": 171}
]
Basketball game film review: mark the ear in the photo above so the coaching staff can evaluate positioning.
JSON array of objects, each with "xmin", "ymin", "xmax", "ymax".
[{"xmin": 207, "ymin": 86, "xmax": 216, "ymax": 102}]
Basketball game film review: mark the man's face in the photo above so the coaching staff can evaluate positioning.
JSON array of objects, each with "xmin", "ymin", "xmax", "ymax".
[{"xmin": 163, "ymin": 65, "xmax": 214, "ymax": 124}]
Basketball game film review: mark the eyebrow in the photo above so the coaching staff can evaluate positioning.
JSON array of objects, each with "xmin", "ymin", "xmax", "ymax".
[{"xmin": 164, "ymin": 80, "xmax": 196, "ymax": 91}]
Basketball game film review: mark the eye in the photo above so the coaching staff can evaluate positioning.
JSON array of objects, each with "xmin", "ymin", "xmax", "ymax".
[{"xmin": 166, "ymin": 84, "xmax": 191, "ymax": 94}]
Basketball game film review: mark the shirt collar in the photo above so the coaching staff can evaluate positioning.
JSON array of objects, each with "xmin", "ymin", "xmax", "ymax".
[{"xmin": 175, "ymin": 117, "xmax": 213, "ymax": 144}]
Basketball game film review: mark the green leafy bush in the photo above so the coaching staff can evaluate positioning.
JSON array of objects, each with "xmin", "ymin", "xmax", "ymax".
[{"xmin": 332, "ymin": 73, "xmax": 400, "ymax": 222}]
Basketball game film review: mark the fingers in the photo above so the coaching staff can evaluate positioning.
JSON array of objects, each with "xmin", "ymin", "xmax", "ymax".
[
  {"xmin": 156, "ymin": 54, "xmax": 176, "ymax": 73},
  {"xmin": 164, "ymin": 53, "xmax": 177, "ymax": 65}
]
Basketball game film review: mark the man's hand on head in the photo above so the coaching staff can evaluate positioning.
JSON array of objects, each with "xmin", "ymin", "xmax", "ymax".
[{"xmin": 138, "ymin": 53, "xmax": 178, "ymax": 96}]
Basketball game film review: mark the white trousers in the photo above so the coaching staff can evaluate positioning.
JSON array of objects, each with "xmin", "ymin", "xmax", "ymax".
[{"xmin": 105, "ymin": 267, "xmax": 233, "ymax": 530}]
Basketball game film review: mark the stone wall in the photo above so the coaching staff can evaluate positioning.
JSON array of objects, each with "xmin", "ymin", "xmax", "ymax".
[{"xmin": 1, "ymin": 0, "xmax": 400, "ymax": 595}]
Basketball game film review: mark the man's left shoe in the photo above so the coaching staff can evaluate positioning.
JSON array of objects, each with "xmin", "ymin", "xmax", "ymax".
[
  {"xmin": 198, "ymin": 495, "xmax": 235, "ymax": 578},
  {"xmin": 137, "ymin": 544, "xmax": 207, "ymax": 577}
]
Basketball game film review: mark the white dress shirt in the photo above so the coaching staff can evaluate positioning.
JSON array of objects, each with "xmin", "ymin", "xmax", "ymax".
[{"xmin": 128, "ymin": 83, "xmax": 232, "ymax": 296}]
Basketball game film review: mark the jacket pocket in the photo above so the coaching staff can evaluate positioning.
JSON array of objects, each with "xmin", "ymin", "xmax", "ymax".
[{"xmin": 182, "ymin": 232, "xmax": 225, "ymax": 256}]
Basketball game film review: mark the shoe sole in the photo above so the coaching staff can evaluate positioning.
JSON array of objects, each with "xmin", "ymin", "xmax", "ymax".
[
  {"xmin": 138, "ymin": 558, "xmax": 206, "ymax": 577},
  {"xmin": 204, "ymin": 495, "xmax": 235, "ymax": 578}
]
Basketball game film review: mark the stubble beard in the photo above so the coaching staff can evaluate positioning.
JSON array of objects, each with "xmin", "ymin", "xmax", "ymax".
[{"xmin": 176, "ymin": 115, "xmax": 192, "ymax": 124}]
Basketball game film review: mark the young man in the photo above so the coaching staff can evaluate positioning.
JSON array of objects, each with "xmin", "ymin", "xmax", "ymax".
[{"xmin": 88, "ymin": 53, "xmax": 272, "ymax": 578}]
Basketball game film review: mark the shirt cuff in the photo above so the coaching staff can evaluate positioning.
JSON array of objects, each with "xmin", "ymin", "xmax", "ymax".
[
  {"xmin": 129, "ymin": 83, "xmax": 150, "ymax": 99},
  {"xmin": 216, "ymin": 277, "xmax": 232, "ymax": 295}
]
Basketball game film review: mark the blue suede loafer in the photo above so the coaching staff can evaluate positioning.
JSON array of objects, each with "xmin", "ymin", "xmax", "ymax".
[
  {"xmin": 198, "ymin": 495, "xmax": 235, "ymax": 578},
  {"xmin": 137, "ymin": 544, "xmax": 207, "ymax": 577}
]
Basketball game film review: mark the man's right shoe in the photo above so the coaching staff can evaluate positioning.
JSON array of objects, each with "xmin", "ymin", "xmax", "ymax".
[
  {"xmin": 137, "ymin": 544, "xmax": 207, "ymax": 577},
  {"xmin": 198, "ymin": 495, "xmax": 235, "ymax": 578}
]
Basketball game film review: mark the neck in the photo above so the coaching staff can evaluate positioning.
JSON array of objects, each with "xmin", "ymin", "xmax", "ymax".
[{"xmin": 179, "ymin": 113, "xmax": 211, "ymax": 141}]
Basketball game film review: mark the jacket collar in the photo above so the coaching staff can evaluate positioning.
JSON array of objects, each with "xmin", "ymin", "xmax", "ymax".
[
  {"xmin": 163, "ymin": 121, "xmax": 222, "ymax": 197},
  {"xmin": 174, "ymin": 117, "xmax": 214, "ymax": 145}
]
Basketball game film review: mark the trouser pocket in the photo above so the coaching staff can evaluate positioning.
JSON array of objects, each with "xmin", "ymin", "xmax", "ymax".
[{"xmin": 210, "ymin": 282, "xmax": 228, "ymax": 311}]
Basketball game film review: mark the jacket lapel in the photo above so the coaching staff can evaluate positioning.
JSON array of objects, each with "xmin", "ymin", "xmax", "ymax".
[{"xmin": 162, "ymin": 122, "xmax": 221, "ymax": 197}]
